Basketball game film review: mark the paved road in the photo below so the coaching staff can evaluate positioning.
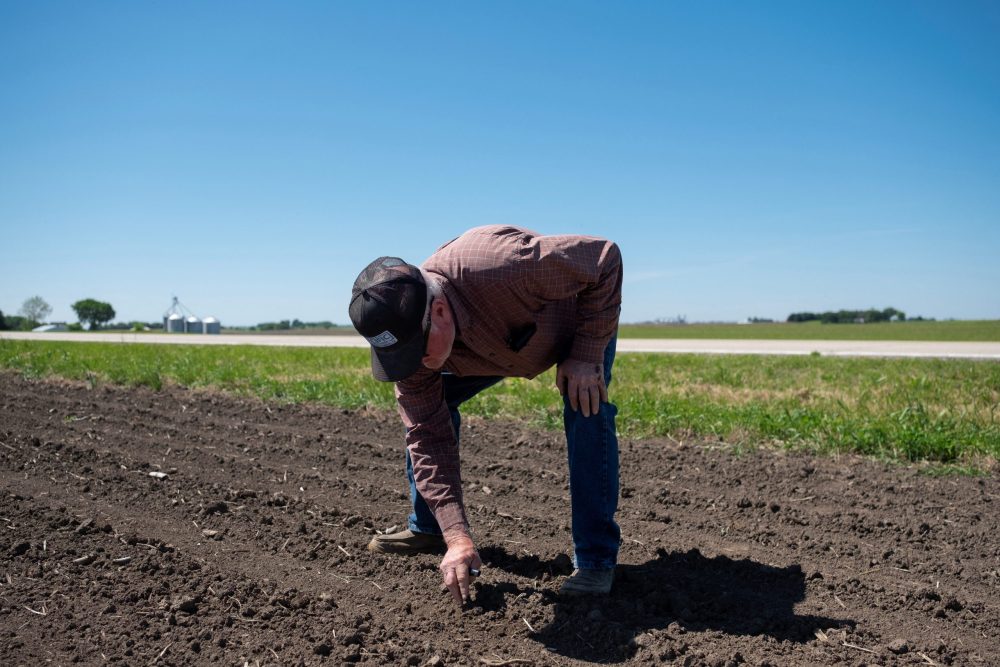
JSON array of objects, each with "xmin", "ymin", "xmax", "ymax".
[{"xmin": 3, "ymin": 331, "xmax": 999, "ymax": 359}]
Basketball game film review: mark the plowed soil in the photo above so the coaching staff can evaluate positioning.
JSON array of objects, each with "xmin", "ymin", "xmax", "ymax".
[{"xmin": 1, "ymin": 372, "xmax": 997, "ymax": 666}]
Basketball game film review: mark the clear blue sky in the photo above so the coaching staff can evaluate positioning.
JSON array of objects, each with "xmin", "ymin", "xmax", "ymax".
[{"xmin": 2, "ymin": 1, "xmax": 998, "ymax": 326}]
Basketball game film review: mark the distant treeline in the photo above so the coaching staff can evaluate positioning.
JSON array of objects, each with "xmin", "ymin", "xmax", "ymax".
[
  {"xmin": 0, "ymin": 311, "xmax": 34, "ymax": 331},
  {"xmin": 252, "ymin": 319, "xmax": 337, "ymax": 331},
  {"xmin": 787, "ymin": 307, "xmax": 906, "ymax": 324}
]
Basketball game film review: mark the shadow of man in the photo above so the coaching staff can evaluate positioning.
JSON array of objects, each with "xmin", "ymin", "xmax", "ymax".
[{"xmin": 477, "ymin": 546, "xmax": 852, "ymax": 664}]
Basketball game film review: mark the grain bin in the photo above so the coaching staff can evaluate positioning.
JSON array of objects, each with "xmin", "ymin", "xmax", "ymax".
[
  {"xmin": 185, "ymin": 316, "xmax": 202, "ymax": 333},
  {"xmin": 166, "ymin": 313, "xmax": 185, "ymax": 333},
  {"xmin": 203, "ymin": 316, "xmax": 221, "ymax": 334}
]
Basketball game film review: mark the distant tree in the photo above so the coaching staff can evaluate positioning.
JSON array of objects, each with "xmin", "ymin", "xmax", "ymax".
[
  {"xmin": 71, "ymin": 299, "xmax": 116, "ymax": 330},
  {"xmin": 263, "ymin": 320, "xmax": 291, "ymax": 330},
  {"xmin": 3, "ymin": 315, "xmax": 33, "ymax": 331},
  {"xmin": 19, "ymin": 296, "xmax": 52, "ymax": 325},
  {"xmin": 790, "ymin": 307, "xmax": 906, "ymax": 324},
  {"xmin": 0, "ymin": 309, "xmax": 6, "ymax": 330}
]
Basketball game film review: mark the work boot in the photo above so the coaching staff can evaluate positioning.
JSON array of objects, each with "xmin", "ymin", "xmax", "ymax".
[
  {"xmin": 367, "ymin": 529, "xmax": 445, "ymax": 555},
  {"xmin": 559, "ymin": 568, "xmax": 615, "ymax": 596}
]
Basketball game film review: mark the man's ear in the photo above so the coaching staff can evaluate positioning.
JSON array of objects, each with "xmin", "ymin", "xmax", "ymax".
[{"xmin": 433, "ymin": 296, "xmax": 451, "ymax": 323}]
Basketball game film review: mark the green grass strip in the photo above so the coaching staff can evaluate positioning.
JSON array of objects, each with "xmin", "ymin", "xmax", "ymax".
[
  {"xmin": 618, "ymin": 319, "xmax": 1000, "ymax": 341},
  {"xmin": 1, "ymin": 340, "xmax": 997, "ymax": 465}
]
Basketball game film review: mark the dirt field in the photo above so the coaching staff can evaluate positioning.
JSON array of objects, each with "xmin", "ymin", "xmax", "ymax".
[{"xmin": 1, "ymin": 372, "xmax": 997, "ymax": 666}]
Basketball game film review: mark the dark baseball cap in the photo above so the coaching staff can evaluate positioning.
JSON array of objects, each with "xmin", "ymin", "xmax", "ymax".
[{"xmin": 349, "ymin": 257, "xmax": 429, "ymax": 382}]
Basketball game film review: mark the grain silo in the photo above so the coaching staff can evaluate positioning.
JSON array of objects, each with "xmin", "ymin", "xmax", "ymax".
[
  {"xmin": 163, "ymin": 296, "xmax": 215, "ymax": 334},
  {"xmin": 166, "ymin": 313, "xmax": 185, "ymax": 333}
]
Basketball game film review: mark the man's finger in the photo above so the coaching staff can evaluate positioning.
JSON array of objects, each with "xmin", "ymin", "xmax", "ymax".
[
  {"xmin": 444, "ymin": 564, "xmax": 472, "ymax": 604},
  {"xmin": 456, "ymin": 564, "xmax": 471, "ymax": 603},
  {"xmin": 567, "ymin": 377, "xmax": 580, "ymax": 412},
  {"xmin": 442, "ymin": 568, "xmax": 460, "ymax": 604},
  {"xmin": 588, "ymin": 383, "xmax": 600, "ymax": 417},
  {"xmin": 555, "ymin": 368, "xmax": 566, "ymax": 396},
  {"xmin": 579, "ymin": 384, "xmax": 591, "ymax": 418}
]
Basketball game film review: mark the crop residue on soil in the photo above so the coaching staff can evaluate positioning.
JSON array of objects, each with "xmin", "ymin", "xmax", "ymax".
[{"xmin": 0, "ymin": 372, "xmax": 997, "ymax": 666}]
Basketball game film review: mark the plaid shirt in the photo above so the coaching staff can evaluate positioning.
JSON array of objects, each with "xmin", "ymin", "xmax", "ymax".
[{"xmin": 395, "ymin": 225, "xmax": 623, "ymax": 537}]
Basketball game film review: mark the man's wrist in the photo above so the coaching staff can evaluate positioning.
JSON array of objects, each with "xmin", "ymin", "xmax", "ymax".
[
  {"xmin": 442, "ymin": 525, "xmax": 472, "ymax": 545},
  {"xmin": 568, "ymin": 337, "xmax": 606, "ymax": 365}
]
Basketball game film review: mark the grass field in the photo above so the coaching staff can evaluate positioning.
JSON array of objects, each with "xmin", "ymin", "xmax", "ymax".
[
  {"xmin": 617, "ymin": 319, "xmax": 1000, "ymax": 341},
  {"xmin": 2, "ymin": 339, "xmax": 997, "ymax": 468},
  {"xmin": 94, "ymin": 319, "xmax": 1000, "ymax": 341}
]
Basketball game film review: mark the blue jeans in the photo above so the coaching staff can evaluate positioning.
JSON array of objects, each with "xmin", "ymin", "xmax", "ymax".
[{"xmin": 406, "ymin": 337, "xmax": 621, "ymax": 570}]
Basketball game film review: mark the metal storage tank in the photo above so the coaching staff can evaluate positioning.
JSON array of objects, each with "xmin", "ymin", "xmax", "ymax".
[
  {"xmin": 167, "ymin": 313, "xmax": 185, "ymax": 333},
  {"xmin": 185, "ymin": 316, "xmax": 202, "ymax": 333},
  {"xmin": 203, "ymin": 316, "xmax": 221, "ymax": 335}
]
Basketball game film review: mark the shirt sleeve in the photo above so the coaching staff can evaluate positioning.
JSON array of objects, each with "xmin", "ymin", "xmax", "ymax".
[
  {"xmin": 394, "ymin": 367, "xmax": 469, "ymax": 537},
  {"xmin": 516, "ymin": 233, "xmax": 623, "ymax": 364}
]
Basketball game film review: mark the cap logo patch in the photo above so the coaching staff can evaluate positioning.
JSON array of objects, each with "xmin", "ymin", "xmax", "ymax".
[{"xmin": 366, "ymin": 331, "xmax": 398, "ymax": 348}]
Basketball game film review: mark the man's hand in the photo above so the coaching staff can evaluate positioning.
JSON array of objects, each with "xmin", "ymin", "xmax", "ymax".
[
  {"xmin": 440, "ymin": 534, "xmax": 482, "ymax": 605},
  {"xmin": 556, "ymin": 358, "xmax": 608, "ymax": 418}
]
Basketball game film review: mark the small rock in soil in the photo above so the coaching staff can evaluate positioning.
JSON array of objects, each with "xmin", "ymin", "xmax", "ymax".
[
  {"xmin": 201, "ymin": 501, "xmax": 228, "ymax": 516},
  {"xmin": 886, "ymin": 638, "xmax": 910, "ymax": 654},
  {"xmin": 313, "ymin": 643, "xmax": 331, "ymax": 656},
  {"xmin": 174, "ymin": 597, "xmax": 199, "ymax": 614}
]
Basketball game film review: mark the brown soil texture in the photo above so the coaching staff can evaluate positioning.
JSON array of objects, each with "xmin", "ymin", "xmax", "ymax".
[{"xmin": 1, "ymin": 372, "xmax": 998, "ymax": 667}]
